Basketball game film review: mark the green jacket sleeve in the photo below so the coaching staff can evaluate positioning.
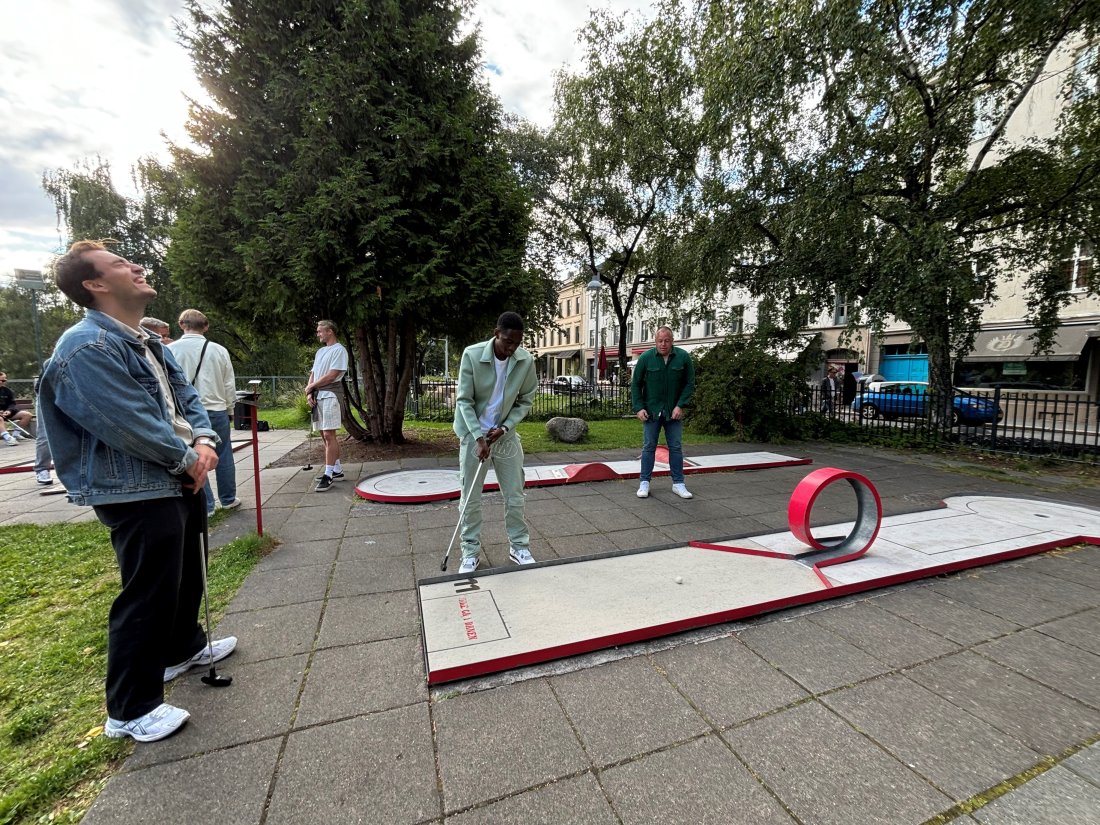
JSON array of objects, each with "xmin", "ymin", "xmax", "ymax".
[{"xmin": 676, "ymin": 351, "xmax": 696, "ymax": 409}]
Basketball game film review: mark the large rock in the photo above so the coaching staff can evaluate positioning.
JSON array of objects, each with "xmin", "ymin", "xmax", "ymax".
[{"xmin": 546, "ymin": 417, "xmax": 589, "ymax": 443}]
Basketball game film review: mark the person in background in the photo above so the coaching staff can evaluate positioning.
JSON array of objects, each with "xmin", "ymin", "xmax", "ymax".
[
  {"xmin": 452, "ymin": 312, "xmax": 539, "ymax": 574},
  {"xmin": 303, "ymin": 320, "xmax": 348, "ymax": 491},
  {"xmin": 169, "ymin": 309, "xmax": 240, "ymax": 515},
  {"xmin": 140, "ymin": 317, "xmax": 172, "ymax": 346},
  {"xmin": 821, "ymin": 366, "xmax": 839, "ymax": 414},
  {"xmin": 32, "ymin": 376, "xmax": 52, "ymax": 484},
  {"xmin": 39, "ymin": 240, "xmax": 234, "ymax": 744},
  {"xmin": 631, "ymin": 326, "xmax": 696, "ymax": 500},
  {"xmin": 0, "ymin": 372, "xmax": 33, "ymax": 444}
]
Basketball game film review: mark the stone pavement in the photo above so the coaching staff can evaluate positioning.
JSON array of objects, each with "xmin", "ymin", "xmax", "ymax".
[{"xmin": 42, "ymin": 439, "xmax": 1100, "ymax": 824}]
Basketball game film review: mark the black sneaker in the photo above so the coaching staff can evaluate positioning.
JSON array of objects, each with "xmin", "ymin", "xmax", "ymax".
[
  {"xmin": 315, "ymin": 471, "xmax": 345, "ymax": 482},
  {"xmin": 315, "ymin": 474, "xmax": 333, "ymax": 492}
]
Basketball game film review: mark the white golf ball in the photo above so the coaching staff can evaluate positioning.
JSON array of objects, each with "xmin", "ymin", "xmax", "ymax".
[{"xmin": 675, "ymin": 576, "xmax": 683, "ymax": 584}]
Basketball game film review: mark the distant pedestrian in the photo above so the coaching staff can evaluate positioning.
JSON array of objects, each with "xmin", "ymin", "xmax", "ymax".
[
  {"xmin": 140, "ymin": 316, "xmax": 173, "ymax": 345},
  {"xmin": 821, "ymin": 367, "xmax": 839, "ymax": 414},
  {"xmin": 631, "ymin": 326, "xmax": 696, "ymax": 500},
  {"xmin": 169, "ymin": 309, "xmax": 240, "ymax": 515}
]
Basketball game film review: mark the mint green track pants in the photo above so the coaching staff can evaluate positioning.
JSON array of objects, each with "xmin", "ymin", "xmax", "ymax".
[{"xmin": 459, "ymin": 431, "xmax": 529, "ymax": 559}]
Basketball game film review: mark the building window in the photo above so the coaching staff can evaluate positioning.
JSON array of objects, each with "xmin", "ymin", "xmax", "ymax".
[
  {"xmin": 1061, "ymin": 242, "xmax": 1093, "ymax": 291},
  {"xmin": 612, "ymin": 325, "xmax": 620, "ymax": 345},
  {"xmin": 730, "ymin": 305, "xmax": 744, "ymax": 335},
  {"xmin": 833, "ymin": 293, "xmax": 849, "ymax": 326},
  {"xmin": 574, "ymin": 325, "xmax": 580, "ymax": 343},
  {"xmin": 626, "ymin": 320, "xmax": 634, "ymax": 343},
  {"xmin": 703, "ymin": 314, "xmax": 717, "ymax": 337},
  {"xmin": 640, "ymin": 320, "xmax": 650, "ymax": 341},
  {"xmin": 1073, "ymin": 43, "xmax": 1098, "ymax": 100},
  {"xmin": 680, "ymin": 315, "xmax": 692, "ymax": 339},
  {"xmin": 589, "ymin": 329, "xmax": 595, "ymax": 347}
]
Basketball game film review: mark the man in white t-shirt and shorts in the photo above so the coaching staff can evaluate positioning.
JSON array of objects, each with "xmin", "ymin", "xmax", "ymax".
[{"xmin": 304, "ymin": 320, "xmax": 349, "ymax": 492}]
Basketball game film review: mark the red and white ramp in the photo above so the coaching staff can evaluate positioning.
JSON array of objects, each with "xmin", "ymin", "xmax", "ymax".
[{"xmin": 417, "ymin": 468, "xmax": 1100, "ymax": 684}]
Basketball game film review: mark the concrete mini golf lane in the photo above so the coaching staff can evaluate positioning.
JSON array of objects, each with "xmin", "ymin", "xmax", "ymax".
[{"xmin": 417, "ymin": 486, "xmax": 1100, "ymax": 684}]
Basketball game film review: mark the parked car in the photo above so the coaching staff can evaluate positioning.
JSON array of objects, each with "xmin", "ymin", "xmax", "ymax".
[
  {"xmin": 551, "ymin": 375, "xmax": 593, "ymax": 395},
  {"xmin": 850, "ymin": 381, "xmax": 1003, "ymax": 425}
]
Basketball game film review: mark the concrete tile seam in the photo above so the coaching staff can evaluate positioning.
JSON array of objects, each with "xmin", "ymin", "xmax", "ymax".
[
  {"xmin": 968, "ymin": 643, "xmax": 1100, "ymax": 714},
  {"xmin": 710, "ymin": 727, "xmax": 808, "ymax": 825},
  {"xmin": 105, "ymin": 731, "xmax": 288, "ymax": 776},
  {"xmin": 916, "ymin": 734, "xmax": 1100, "ymax": 825},
  {"xmin": 291, "ymin": 698, "xmax": 430, "ymax": 734}
]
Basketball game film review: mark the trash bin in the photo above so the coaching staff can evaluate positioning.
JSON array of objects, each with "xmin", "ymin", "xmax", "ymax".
[{"xmin": 234, "ymin": 389, "xmax": 258, "ymax": 431}]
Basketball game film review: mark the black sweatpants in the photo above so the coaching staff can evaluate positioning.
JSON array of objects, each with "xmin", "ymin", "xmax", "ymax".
[{"xmin": 94, "ymin": 491, "xmax": 207, "ymax": 721}]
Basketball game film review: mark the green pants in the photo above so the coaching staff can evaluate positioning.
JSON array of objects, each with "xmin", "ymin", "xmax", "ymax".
[{"xmin": 459, "ymin": 431, "xmax": 529, "ymax": 559}]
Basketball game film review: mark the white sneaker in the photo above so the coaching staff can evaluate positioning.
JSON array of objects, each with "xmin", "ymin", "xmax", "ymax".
[
  {"xmin": 163, "ymin": 636, "xmax": 238, "ymax": 682},
  {"xmin": 12, "ymin": 431, "xmax": 27, "ymax": 441},
  {"xmin": 35, "ymin": 470, "xmax": 53, "ymax": 485},
  {"xmin": 509, "ymin": 546, "xmax": 535, "ymax": 565},
  {"xmin": 1, "ymin": 433, "xmax": 15, "ymax": 446},
  {"xmin": 636, "ymin": 481, "xmax": 650, "ymax": 498},
  {"xmin": 104, "ymin": 703, "xmax": 190, "ymax": 743},
  {"xmin": 220, "ymin": 498, "xmax": 242, "ymax": 510},
  {"xmin": 672, "ymin": 483, "xmax": 693, "ymax": 499},
  {"xmin": 458, "ymin": 555, "xmax": 480, "ymax": 575}
]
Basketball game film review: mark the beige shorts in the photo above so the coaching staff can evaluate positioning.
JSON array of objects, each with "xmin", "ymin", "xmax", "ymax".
[{"xmin": 313, "ymin": 394, "xmax": 341, "ymax": 431}]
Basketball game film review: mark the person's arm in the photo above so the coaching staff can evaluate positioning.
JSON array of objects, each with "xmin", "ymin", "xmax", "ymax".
[
  {"xmin": 453, "ymin": 350, "xmax": 482, "ymax": 441},
  {"xmin": 673, "ymin": 352, "xmax": 696, "ymax": 417},
  {"xmin": 219, "ymin": 348, "xmax": 236, "ymax": 411},
  {"xmin": 305, "ymin": 369, "xmax": 343, "ymax": 393},
  {"xmin": 51, "ymin": 342, "xmax": 200, "ymax": 475},
  {"xmin": 631, "ymin": 353, "xmax": 648, "ymax": 420}
]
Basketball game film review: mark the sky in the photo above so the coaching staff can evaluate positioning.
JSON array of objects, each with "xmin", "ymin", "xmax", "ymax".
[{"xmin": 0, "ymin": 0, "xmax": 653, "ymax": 281}]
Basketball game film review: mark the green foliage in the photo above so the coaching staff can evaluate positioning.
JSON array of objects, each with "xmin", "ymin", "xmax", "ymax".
[
  {"xmin": 0, "ymin": 522, "xmax": 274, "ymax": 825},
  {"xmin": 660, "ymin": 0, "xmax": 1100, "ymax": 397},
  {"xmin": 691, "ymin": 334, "xmax": 819, "ymax": 442},
  {"xmin": 170, "ymin": 0, "xmax": 554, "ymax": 442},
  {"xmin": 0, "ymin": 283, "xmax": 82, "ymax": 377}
]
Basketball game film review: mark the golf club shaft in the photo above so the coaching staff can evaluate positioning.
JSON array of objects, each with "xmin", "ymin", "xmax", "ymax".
[
  {"xmin": 198, "ymin": 499, "xmax": 216, "ymax": 665},
  {"xmin": 440, "ymin": 450, "xmax": 492, "ymax": 571}
]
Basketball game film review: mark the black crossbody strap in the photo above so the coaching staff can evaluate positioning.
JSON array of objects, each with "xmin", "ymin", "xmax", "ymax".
[{"xmin": 191, "ymin": 340, "xmax": 211, "ymax": 385}]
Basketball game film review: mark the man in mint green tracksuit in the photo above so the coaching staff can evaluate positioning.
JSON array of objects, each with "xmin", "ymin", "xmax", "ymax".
[{"xmin": 452, "ymin": 312, "xmax": 539, "ymax": 575}]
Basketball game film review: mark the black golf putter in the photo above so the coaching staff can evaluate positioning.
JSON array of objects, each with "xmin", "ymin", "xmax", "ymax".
[{"xmin": 198, "ymin": 503, "xmax": 232, "ymax": 687}]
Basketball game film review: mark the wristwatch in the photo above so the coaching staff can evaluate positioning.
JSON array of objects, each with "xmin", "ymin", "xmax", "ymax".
[{"xmin": 194, "ymin": 437, "xmax": 217, "ymax": 449}]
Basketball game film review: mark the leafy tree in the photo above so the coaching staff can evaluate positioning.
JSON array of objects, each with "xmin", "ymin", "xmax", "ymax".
[
  {"xmin": 0, "ymin": 283, "xmax": 82, "ymax": 378},
  {"xmin": 169, "ymin": 0, "xmax": 551, "ymax": 442},
  {"xmin": 686, "ymin": 0, "xmax": 1100, "ymax": 409},
  {"xmin": 516, "ymin": 2, "xmax": 701, "ymax": 370}
]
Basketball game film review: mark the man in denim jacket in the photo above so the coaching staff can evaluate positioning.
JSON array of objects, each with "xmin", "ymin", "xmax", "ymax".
[{"xmin": 38, "ymin": 241, "xmax": 236, "ymax": 743}]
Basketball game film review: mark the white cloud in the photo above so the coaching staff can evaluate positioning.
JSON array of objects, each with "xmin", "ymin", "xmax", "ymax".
[{"xmin": 0, "ymin": 0, "xmax": 655, "ymax": 274}]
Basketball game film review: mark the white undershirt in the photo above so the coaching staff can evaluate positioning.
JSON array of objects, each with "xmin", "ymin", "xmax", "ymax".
[{"xmin": 479, "ymin": 356, "xmax": 510, "ymax": 432}]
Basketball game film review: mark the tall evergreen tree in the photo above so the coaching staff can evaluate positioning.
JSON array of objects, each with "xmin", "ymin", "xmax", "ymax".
[{"xmin": 169, "ymin": 0, "xmax": 547, "ymax": 442}]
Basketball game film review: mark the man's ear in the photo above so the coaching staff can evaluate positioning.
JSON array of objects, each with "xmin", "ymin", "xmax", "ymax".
[{"xmin": 82, "ymin": 278, "xmax": 108, "ymax": 296}]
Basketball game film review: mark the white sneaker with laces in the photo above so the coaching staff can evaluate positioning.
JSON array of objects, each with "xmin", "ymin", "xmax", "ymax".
[
  {"xmin": 220, "ymin": 498, "xmax": 242, "ymax": 510},
  {"xmin": 163, "ymin": 636, "xmax": 238, "ymax": 682},
  {"xmin": 636, "ymin": 481, "xmax": 650, "ymax": 498},
  {"xmin": 672, "ymin": 483, "xmax": 693, "ymax": 499},
  {"xmin": 509, "ymin": 546, "xmax": 535, "ymax": 565},
  {"xmin": 458, "ymin": 555, "xmax": 480, "ymax": 575},
  {"xmin": 2, "ymin": 433, "xmax": 16, "ymax": 446},
  {"xmin": 104, "ymin": 703, "xmax": 190, "ymax": 743},
  {"xmin": 36, "ymin": 470, "xmax": 53, "ymax": 485}
]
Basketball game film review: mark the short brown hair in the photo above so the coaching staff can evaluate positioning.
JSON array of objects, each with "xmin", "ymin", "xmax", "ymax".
[
  {"xmin": 317, "ymin": 319, "xmax": 338, "ymax": 335},
  {"xmin": 54, "ymin": 240, "xmax": 108, "ymax": 308},
  {"xmin": 178, "ymin": 309, "xmax": 209, "ymax": 331}
]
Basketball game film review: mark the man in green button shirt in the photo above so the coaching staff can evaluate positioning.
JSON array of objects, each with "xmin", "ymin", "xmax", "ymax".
[{"xmin": 631, "ymin": 326, "xmax": 696, "ymax": 500}]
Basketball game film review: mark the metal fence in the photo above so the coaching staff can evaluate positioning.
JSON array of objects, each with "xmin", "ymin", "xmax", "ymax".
[
  {"xmin": 406, "ymin": 380, "xmax": 634, "ymax": 421},
  {"xmin": 806, "ymin": 384, "xmax": 1099, "ymax": 462}
]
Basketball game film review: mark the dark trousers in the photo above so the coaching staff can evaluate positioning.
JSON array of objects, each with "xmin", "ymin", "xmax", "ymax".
[{"xmin": 94, "ymin": 491, "xmax": 207, "ymax": 721}]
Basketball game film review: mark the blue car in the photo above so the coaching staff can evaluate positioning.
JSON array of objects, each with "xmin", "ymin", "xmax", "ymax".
[{"xmin": 851, "ymin": 381, "xmax": 1002, "ymax": 425}]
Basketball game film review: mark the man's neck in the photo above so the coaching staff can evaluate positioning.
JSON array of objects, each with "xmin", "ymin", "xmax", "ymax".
[{"xmin": 93, "ymin": 299, "xmax": 146, "ymax": 331}]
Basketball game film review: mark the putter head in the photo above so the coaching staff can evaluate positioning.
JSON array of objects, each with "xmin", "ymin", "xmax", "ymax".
[
  {"xmin": 440, "ymin": 559, "xmax": 448, "ymax": 571},
  {"xmin": 201, "ymin": 667, "xmax": 233, "ymax": 687}
]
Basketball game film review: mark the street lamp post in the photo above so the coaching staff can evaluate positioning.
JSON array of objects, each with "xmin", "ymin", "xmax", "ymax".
[
  {"xmin": 586, "ymin": 275, "xmax": 601, "ymax": 386},
  {"xmin": 14, "ymin": 269, "xmax": 45, "ymax": 374}
]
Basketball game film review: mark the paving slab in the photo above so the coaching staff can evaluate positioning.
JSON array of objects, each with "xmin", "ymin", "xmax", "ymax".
[
  {"xmin": 444, "ymin": 772, "xmax": 617, "ymax": 825},
  {"xmin": 724, "ymin": 700, "xmax": 951, "ymax": 825},
  {"xmin": 1035, "ymin": 608, "xmax": 1100, "ymax": 657},
  {"xmin": 225, "ymin": 562, "xmax": 331, "ymax": 612},
  {"xmin": 343, "ymin": 511, "xmax": 411, "ymax": 537},
  {"xmin": 295, "ymin": 636, "xmax": 426, "ymax": 726},
  {"xmin": 255, "ymin": 538, "xmax": 341, "ymax": 571},
  {"xmin": 873, "ymin": 584, "xmax": 1021, "ymax": 645},
  {"xmin": 128, "ymin": 653, "xmax": 308, "ymax": 767},
  {"xmin": 215, "ymin": 601, "xmax": 324, "ymax": 663},
  {"xmin": 316, "ymin": 591, "xmax": 420, "ymax": 648},
  {"xmin": 972, "ymin": 765, "xmax": 1100, "ymax": 824},
  {"xmin": 736, "ymin": 617, "xmax": 893, "ymax": 693},
  {"xmin": 433, "ymin": 678, "xmax": 589, "ymax": 812},
  {"xmin": 930, "ymin": 572, "xmax": 1078, "ymax": 627},
  {"xmin": 653, "ymin": 635, "xmax": 809, "ymax": 727},
  {"xmin": 1019, "ymin": 553, "xmax": 1100, "ymax": 590},
  {"xmin": 267, "ymin": 704, "xmax": 439, "ymax": 825},
  {"xmin": 80, "ymin": 739, "xmax": 281, "ymax": 825},
  {"xmin": 806, "ymin": 599, "xmax": 961, "ymax": 667},
  {"xmin": 821, "ymin": 673, "xmax": 1041, "ymax": 799},
  {"xmin": 329, "ymin": 557, "xmax": 415, "ymax": 597},
  {"xmin": 550, "ymin": 655, "xmax": 711, "ymax": 765},
  {"xmin": 906, "ymin": 651, "xmax": 1100, "ymax": 754},
  {"xmin": 975, "ymin": 629, "xmax": 1100, "ymax": 708},
  {"xmin": 600, "ymin": 734, "xmax": 796, "ymax": 825},
  {"xmin": 1062, "ymin": 742, "xmax": 1100, "ymax": 787}
]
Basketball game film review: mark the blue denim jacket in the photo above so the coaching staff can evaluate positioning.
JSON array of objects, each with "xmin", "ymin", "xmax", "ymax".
[{"xmin": 39, "ymin": 309, "xmax": 216, "ymax": 506}]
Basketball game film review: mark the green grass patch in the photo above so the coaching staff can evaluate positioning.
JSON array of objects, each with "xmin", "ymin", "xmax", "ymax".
[
  {"xmin": 407, "ymin": 418, "xmax": 731, "ymax": 453},
  {"xmin": 0, "ymin": 522, "xmax": 275, "ymax": 825}
]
